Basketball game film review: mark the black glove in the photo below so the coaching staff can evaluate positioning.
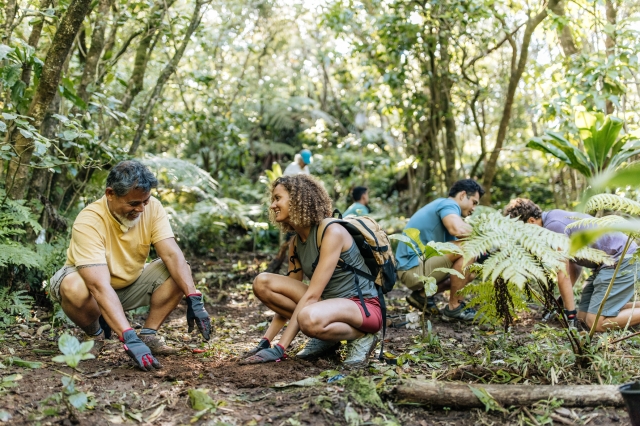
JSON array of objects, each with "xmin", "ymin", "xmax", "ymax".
[
  {"xmin": 120, "ymin": 329, "xmax": 161, "ymax": 371},
  {"xmin": 186, "ymin": 293, "xmax": 212, "ymax": 341},
  {"xmin": 240, "ymin": 337, "xmax": 270, "ymax": 359},
  {"xmin": 239, "ymin": 344, "xmax": 286, "ymax": 364}
]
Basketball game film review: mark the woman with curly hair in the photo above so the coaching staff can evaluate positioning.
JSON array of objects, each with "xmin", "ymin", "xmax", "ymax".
[{"xmin": 240, "ymin": 174, "xmax": 381, "ymax": 366}]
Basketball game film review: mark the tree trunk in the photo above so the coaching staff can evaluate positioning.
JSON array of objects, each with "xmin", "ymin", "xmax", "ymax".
[
  {"xmin": 604, "ymin": 0, "xmax": 617, "ymax": 114},
  {"xmin": 119, "ymin": 0, "xmax": 176, "ymax": 114},
  {"xmin": 550, "ymin": 0, "xmax": 578, "ymax": 57},
  {"xmin": 2, "ymin": 0, "xmax": 18, "ymax": 43},
  {"xmin": 394, "ymin": 380, "xmax": 623, "ymax": 408},
  {"xmin": 439, "ymin": 32, "xmax": 457, "ymax": 188},
  {"xmin": 127, "ymin": 0, "xmax": 206, "ymax": 156},
  {"xmin": 5, "ymin": 0, "xmax": 93, "ymax": 201},
  {"xmin": 481, "ymin": 0, "xmax": 559, "ymax": 204},
  {"xmin": 21, "ymin": 0, "xmax": 51, "ymax": 87},
  {"xmin": 76, "ymin": 0, "xmax": 113, "ymax": 104}
]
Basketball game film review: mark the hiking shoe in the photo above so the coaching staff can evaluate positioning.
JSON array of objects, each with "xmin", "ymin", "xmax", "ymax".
[
  {"xmin": 85, "ymin": 330, "xmax": 105, "ymax": 357},
  {"xmin": 343, "ymin": 333, "xmax": 378, "ymax": 367},
  {"xmin": 406, "ymin": 291, "xmax": 440, "ymax": 315},
  {"xmin": 443, "ymin": 302, "xmax": 478, "ymax": 322},
  {"xmin": 296, "ymin": 338, "xmax": 339, "ymax": 359},
  {"xmin": 139, "ymin": 334, "xmax": 180, "ymax": 355}
]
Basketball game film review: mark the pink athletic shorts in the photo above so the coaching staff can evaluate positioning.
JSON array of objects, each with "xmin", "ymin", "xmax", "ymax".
[{"xmin": 348, "ymin": 296, "xmax": 382, "ymax": 333}]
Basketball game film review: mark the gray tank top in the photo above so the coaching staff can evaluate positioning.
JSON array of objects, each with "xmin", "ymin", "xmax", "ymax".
[{"xmin": 295, "ymin": 224, "xmax": 377, "ymax": 300}]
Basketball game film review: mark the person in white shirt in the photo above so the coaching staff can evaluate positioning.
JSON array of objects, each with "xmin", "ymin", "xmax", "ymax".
[{"xmin": 283, "ymin": 149, "xmax": 312, "ymax": 175}]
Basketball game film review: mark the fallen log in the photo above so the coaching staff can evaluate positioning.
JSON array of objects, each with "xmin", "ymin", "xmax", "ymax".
[{"xmin": 394, "ymin": 380, "xmax": 624, "ymax": 408}]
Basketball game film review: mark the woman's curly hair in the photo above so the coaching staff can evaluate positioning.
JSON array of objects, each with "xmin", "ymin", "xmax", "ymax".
[
  {"xmin": 503, "ymin": 198, "xmax": 543, "ymax": 222},
  {"xmin": 269, "ymin": 174, "xmax": 333, "ymax": 232}
]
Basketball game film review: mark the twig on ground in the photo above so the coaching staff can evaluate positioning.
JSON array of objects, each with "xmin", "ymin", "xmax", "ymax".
[{"xmin": 522, "ymin": 407, "xmax": 540, "ymax": 425}]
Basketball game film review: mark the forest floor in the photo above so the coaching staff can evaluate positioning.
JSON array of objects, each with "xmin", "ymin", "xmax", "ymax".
[{"xmin": 0, "ymin": 252, "xmax": 636, "ymax": 425}]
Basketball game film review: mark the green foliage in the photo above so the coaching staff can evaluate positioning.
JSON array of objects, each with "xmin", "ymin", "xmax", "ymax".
[
  {"xmin": 0, "ymin": 189, "xmax": 42, "ymax": 269},
  {"xmin": 528, "ymin": 112, "xmax": 640, "ymax": 179},
  {"xmin": 343, "ymin": 376, "xmax": 385, "ymax": 409},
  {"xmin": 188, "ymin": 388, "xmax": 223, "ymax": 422},
  {"xmin": 52, "ymin": 333, "xmax": 95, "ymax": 369},
  {"xmin": 48, "ymin": 334, "xmax": 94, "ymax": 414},
  {"xmin": 0, "ymin": 288, "xmax": 33, "ymax": 328}
]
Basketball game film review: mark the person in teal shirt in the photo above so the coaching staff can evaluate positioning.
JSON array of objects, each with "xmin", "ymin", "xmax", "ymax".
[
  {"xmin": 343, "ymin": 187, "xmax": 370, "ymax": 217},
  {"xmin": 395, "ymin": 179, "xmax": 483, "ymax": 322}
]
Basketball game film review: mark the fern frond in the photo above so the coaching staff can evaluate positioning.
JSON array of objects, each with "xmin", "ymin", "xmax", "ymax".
[
  {"xmin": 0, "ymin": 243, "xmax": 41, "ymax": 269},
  {"xmin": 0, "ymin": 288, "xmax": 33, "ymax": 327},
  {"xmin": 574, "ymin": 246, "xmax": 615, "ymax": 266},
  {"xmin": 566, "ymin": 215, "xmax": 628, "ymax": 230},
  {"xmin": 585, "ymin": 194, "xmax": 640, "ymax": 216}
]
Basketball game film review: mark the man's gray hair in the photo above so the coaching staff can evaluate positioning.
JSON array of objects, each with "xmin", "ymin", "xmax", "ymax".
[{"xmin": 106, "ymin": 160, "xmax": 158, "ymax": 197}]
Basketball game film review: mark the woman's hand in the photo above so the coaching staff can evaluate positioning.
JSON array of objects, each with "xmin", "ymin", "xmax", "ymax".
[{"xmin": 239, "ymin": 344, "xmax": 286, "ymax": 364}]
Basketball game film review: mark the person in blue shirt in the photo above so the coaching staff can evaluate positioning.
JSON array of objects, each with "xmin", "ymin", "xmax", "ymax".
[
  {"xmin": 343, "ymin": 186, "xmax": 370, "ymax": 217},
  {"xmin": 396, "ymin": 179, "xmax": 483, "ymax": 321}
]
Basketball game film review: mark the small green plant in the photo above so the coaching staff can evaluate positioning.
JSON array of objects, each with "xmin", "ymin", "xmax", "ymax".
[
  {"xmin": 389, "ymin": 229, "xmax": 462, "ymax": 337},
  {"xmin": 49, "ymin": 334, "xmax": 95, "ymax": 419},
  {"xmin": 188, "ymin": 388, "xmax": 225, "ymax": 422}
]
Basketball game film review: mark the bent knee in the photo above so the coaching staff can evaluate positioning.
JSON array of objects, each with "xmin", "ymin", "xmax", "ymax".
[
  {"xmin": 59, "ymin": 273, "xmax": 91, "ymax": 305},
  {"xmin": 298, "ymin": 307, "xmax": 324, "ymax": 338},
  {"xmin": 253, "ymin": 273, "xmax": 276, "ymax": 296}
]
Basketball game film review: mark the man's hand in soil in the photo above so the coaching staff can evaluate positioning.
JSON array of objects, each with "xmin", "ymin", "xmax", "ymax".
[
  {"xmin": 121, "ymin": 329, "xmax": 162, "ymax": 371},
  {"xmin": 239, "ymin": 344, "xmax": 286, "ymax": 364},
  {"xmin": 186, "ymin": 293, "xmax": 212, "ymax": 341}
]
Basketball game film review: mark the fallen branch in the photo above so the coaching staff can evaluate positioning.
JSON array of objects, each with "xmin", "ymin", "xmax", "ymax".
[{"xmin": 394, "ymin": 380, "xmax": 623, "ymax": 408}]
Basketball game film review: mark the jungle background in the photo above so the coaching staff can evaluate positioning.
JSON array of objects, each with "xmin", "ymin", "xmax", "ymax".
[{"xmin": 1, "ymin": 0, "xmax": 640, "ymax": 424}]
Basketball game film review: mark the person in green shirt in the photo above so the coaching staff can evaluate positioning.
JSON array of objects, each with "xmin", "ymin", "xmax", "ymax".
[{"xmin": 343, "ymin": 186, "xmax": 370, "ymax": 217}]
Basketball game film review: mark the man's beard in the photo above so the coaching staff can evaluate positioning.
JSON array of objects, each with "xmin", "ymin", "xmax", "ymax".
[{"xmin": 114, "ymin": 212, "xmax": 141, "ymax": 228}]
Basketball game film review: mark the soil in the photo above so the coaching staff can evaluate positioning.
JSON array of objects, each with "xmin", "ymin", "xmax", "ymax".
[{"xmin": 0, "ymin": 253, "xmax": 633, "ymax": 425}]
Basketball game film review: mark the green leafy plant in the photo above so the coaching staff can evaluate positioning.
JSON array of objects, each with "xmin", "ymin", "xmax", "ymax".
[
  {"xmin": 528, "ymin": 111, "xmax": 640, "ymax": 179},
  {"xmin": 188, "ymin": 388, "xmax": 224, "ymax": 422},
  {"xmin": 49, "ymin": 334, "xmax": 95, "ymax": 418},
  {"xmin": 389, "ymin": 229, "xmax": 462, "ymax": 337}
]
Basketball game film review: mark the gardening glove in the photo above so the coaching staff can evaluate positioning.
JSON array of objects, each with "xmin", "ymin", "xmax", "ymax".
[
  {"xmin": 186, "ymin": 293, "xmax": 212, "ymax": 341},
  {"xmin": 239, "ymin": 337, "xmax": 271, "ymax": 359},
  {"xmin": 239, "ymin": 344, "xmax": 286, "ymax": 364},
  {"xmin": 120, "ymin": 329, "xmax": 162, "ymax": 371}
]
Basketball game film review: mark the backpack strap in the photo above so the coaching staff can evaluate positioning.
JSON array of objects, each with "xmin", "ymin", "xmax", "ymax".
[
  {"xmin": 285, "ymin": 235, "xmax": 303, "ymax": 276},
  {"xmin": 333, "ymin": 209, "xmax": 343, "ymax": 219},
  {"xmin": 314, "ymin": 219, "xmax": 371, "ymax": 318},
  {"xmin": 377, "ymin": 285, "xmax": 387, "ymax": 361}
]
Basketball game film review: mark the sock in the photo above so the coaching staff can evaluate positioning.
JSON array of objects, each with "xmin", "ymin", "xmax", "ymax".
[
  {"xmin": 140, "ymin": 328, "xmax": 157, "ymax": 335},
  {"xmin": 82, "ymin": 319, "xmax": 101, "ymax": 336}
]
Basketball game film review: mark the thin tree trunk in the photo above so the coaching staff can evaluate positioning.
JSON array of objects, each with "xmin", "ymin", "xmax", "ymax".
[
  {"xmin": 604, "ymin": 0, "xmax": 617, "ymax": 114},
  {"xmin": 119, "ymin": 0, "xmax": 176, "ymax": 114},
  {"xmin": 21, "ymin": 0, "xmax": 51, "ymax": 87},
  {"xmin": 127, "ymin": 0, "xmax": 206, "ymax": 156},
  {"xmin": 469, "ymin": 93, "xmax": 486, "ymax": 179},
  {"xmin": 2, "ymin": 0, "xmax": 18, "ymax": 43},
  {"xmin": 76, "ymin": 0, "xmax": 113, "ymax": 104},
  {"xmin": 481, "ymin": 0, "xmax": 559, "ymax": 204},
  {"xmin": 6, "ymin": 0, "xmax": 93, "ymax": 201},
  {"xmin": 550, "ymin": 0, "xmax": 578, "ymax": 57}
]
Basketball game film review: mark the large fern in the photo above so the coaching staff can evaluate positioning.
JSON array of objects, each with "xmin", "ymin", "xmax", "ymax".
[
  {"xmin": 0, "ymin": 287, "xmax": 33, "ymax": 327},
  {"xmin": 463, "ymin": 213, "xmax": 611, "ymax": 329},
  {"xmin": 584, "ymin": 194, "xmax": 640, "ymax": 216},
  {"xmin": 0, "ymin": 189, "xmax": 42, "ymax": 269}
]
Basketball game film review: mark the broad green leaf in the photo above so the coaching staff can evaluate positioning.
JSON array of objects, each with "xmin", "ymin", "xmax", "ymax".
[
  {"xmin": 79, "ymin": 340, "xmax": 94, "ymax": 354},
  {"xmin": 6, "ymin": 357, "xmax": 42, "ymax": 369},
  {"xmin": 0, "ymin": 44, "xmax": 13, "ymax": 61},
  {"xmin": 590, "ymin": 163, "xmax": 640, "ymax": 191},
  {"xmin": 432, "ymin": 267, "xmax": 465, "ymax": 279},
  {"xmin": 570, "ymin": 221, "xmax": 640, "ymax": 253},
  {"xmin": 1, "ymin": 113, "xmax": 17, "ymax": 121},
  {"xmin": 0, "ymin": 121, "xmax": 6, "ymax": 132},
  {"xmin": 469, "ymin": 385, "xmax": 507, "ymax": 413},
  {"xmin": 188, "ymin": 388, "xmax": 216, "ymax": 411},
  {"xmin": 389, "ymin": 233, "xmax": 420, "ymax": 258},
  {"xmin": 593, "ymin": 116, "xmax": 624, "ymax": 171},
  {"xmin": 68, "ymin": 392, "xmax": 88, "ymax": 409},
  {"xmin": 403, "ymin": 228, "xmax": 426, "ymax": 253},
  {"xmin": 58, "ymin": 333, "xmax": 81, "ymax": 355}
]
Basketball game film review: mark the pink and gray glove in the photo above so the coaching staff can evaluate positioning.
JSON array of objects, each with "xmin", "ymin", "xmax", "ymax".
[{"xmin": 120, "ymin": 329, "xmax": 161, "ymax": 371}]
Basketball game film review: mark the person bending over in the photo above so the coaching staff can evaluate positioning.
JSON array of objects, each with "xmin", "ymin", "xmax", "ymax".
[
  {"xmin": 395, "ymin": 179, "xmax": 483, "ymax": 321},
  {"xmin": 343, "ymin": 186, "xmax": 370, "ymax": 217},
  {"xmin": 241, "ymin": 174, "xmax": 381, "ymax": 366},
  {"xmin": 49, "ymin": 161, "xmax": 211, "ymax": 371},
  {"xmin": 504, "ymin": 198, "xmax": 639, "ymax": 331}
]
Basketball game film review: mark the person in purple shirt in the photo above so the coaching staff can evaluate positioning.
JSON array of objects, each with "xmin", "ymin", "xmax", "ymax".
[{"xmin": 504, "ymin": 198, "xmax": 639, "ymax": 331}]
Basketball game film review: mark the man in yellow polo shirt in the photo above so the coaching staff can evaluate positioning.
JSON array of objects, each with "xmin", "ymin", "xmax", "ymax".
[{"xmin": 49, "ymin": 160, "xmax": 211, "ymax": 371}]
